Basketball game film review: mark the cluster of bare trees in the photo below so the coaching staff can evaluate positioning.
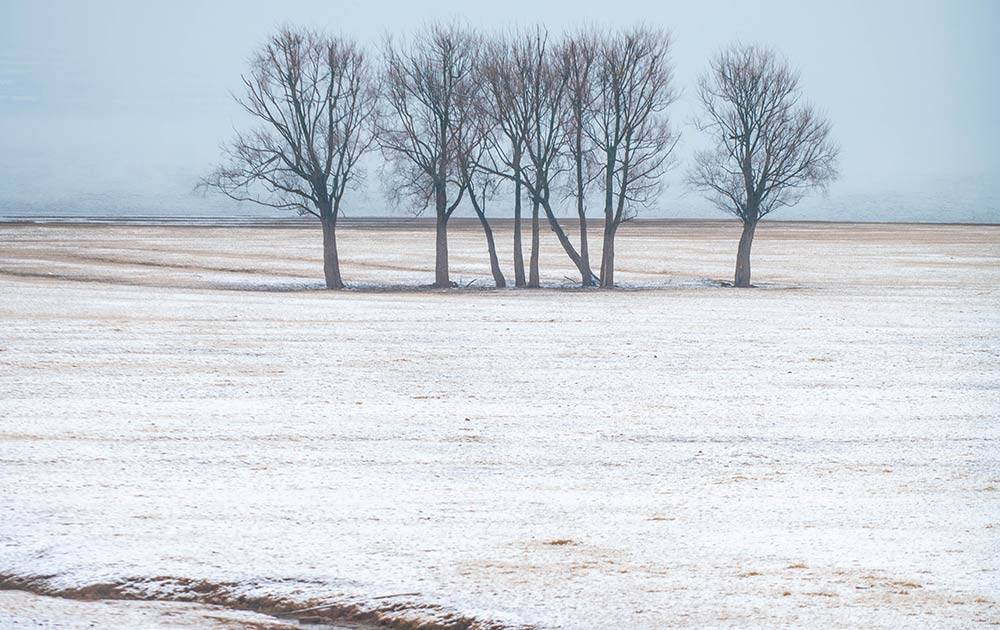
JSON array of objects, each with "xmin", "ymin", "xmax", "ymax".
[{"xmin": 203, "ymin": 25, "xmax": 837, "ymax": 290}]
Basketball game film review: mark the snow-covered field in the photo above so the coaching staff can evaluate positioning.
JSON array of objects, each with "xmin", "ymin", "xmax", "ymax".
[
  {"xmin": 0, "ymin": 590, "xmax": 320, "ymax": 629},
  {"xmin": 1, "ymin": 219, "xmax": 998, "ymax": 628}
]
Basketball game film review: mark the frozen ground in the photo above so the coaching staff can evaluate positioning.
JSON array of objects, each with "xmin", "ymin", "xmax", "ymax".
[{"xmin": 0, "ymin": 219, "xmax": 998, "ymax": 628}]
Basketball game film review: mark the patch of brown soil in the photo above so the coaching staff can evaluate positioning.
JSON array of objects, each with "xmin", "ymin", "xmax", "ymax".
[{"xmin": 0, "ymin": 573, "xmax": 517, "ymax": 630}]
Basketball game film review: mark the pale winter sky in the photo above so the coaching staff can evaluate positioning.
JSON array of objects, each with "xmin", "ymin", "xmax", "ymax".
[{"xmin": 0, "ymin": 0, "xmax": 997, "ymax": 221}]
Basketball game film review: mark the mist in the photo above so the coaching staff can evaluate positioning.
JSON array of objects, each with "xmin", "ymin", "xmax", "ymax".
[{"xmin": 1, "ymin": 0, "xmax": 997, "ymax": 222}]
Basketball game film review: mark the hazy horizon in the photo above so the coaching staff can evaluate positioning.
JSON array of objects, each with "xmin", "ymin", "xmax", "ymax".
[{"xmin": 1, "ymin": 0, "xmax": 998, "ymax": 222}]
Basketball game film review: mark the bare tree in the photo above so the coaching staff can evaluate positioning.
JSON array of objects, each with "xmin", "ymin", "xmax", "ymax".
[
  {"xmin": 479, "ymin": 27, "xmax": 596, "ymax": 287},
  {"xmin": 457, "ymin": 109, "xmax": 506, "ymax": 288},
  {"xmin": 689, "ymin": 44, "xmax": 839, "ymax": 287},
  {"xmin": 465, "ymin": 165, "xmax": 507, "ymax": 288},
  {"xmin": 477, "ymin": 33, "xmax": 528, "ymax": 287},
  {"xmin": 377, "ymin": 23, "xmax": 478, "ymax": 288},
  {"xmin": 478, "ymin": 32, "xmax": 544, "ymax": 286},
  {"xmin": 559, "ymin": 30, "xmax": 600, "ymax": 287},
  {"xmin": 590, "ymin": 26, "xmax": 679, "ymax": 288},
  {"xmin": 201, "ymin": 29, "xmax": 376, "ymax": 289}
]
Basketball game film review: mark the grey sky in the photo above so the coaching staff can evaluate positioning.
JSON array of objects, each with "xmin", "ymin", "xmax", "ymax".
[{"xmin": 1, "ymin": 0, "xmax": 998, "ymax": 221}]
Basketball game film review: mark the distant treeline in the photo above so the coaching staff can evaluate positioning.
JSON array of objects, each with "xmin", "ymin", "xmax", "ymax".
[{"xmin": 201, "ymin": 24, "xmax": 837, "ymax": 289}]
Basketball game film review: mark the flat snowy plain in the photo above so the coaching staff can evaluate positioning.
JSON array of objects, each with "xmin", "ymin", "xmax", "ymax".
[{"xmin": 0, "ymin": 219, "xmax": 998, "ymax": 628}]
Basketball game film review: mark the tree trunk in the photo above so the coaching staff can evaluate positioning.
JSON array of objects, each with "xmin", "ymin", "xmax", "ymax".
[
  {"xmin": 599, "ymin": 153, "xmax": 616, "ymax": 287},
  {"xmin": 512, "ymin": 162, "xmax": 526, "ymax": 287},
  {"xmin": 321, "ymin": 215, "xmax": 344, "ymax": 290},
  {"xmin": 528, "ymin": 198, "xmax": 541, "ymax": 288},
  {"xmin": 575, "ymin": 139, "xmax": 594, "ymax": 288},
  {"xmin": 470, "ymin": 190, "xmax": 506, "ymax": 288},
  {"xmin": 539, "ymin": 199, "xmax": 598, "ymax": 286},
  {"xmin": 599, "ymin": 234, "xmax": 607, "ymax": 286},
  {"xmin": 432, "ymin": 179, "xmax": 453, "ymax": 288},
  {"xmin": 734, "ymin": 219, "xmax": 756, "ymax": 288},
  {"xmin": 434, "ymin": 213, "xmax": 451, "ymax": 288},
  {"xmin": 599, "ymin": 220, "xmax": 617, "ymax": 288},
  {"xmin": 576, "ymin": 182, "xmax": 593, "ymax": 288}
]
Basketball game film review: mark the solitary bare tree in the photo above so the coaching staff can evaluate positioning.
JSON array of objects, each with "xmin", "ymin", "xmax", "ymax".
[
  {"xmin": 590, "ymin": 26, "xmax": 679, "ymax": 288},
  {"xmin": 201, "ymin": 28, "xmax": 376, "ymax": 289},
  {"xmin": 689, "ymin": 44, "xmax": 839, "ymax": 287},
  {"xmin": 378, "ymin": 23, "xmax": 478, "ymax": 288}
]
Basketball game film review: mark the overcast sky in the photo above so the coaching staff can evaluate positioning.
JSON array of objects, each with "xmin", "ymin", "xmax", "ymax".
[{"xmin": 1, "ymin": 0, "xmax": 998, "ymax": 221}]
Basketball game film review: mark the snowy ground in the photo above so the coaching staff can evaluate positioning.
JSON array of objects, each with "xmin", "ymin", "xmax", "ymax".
[
  {"xmin": 0, "ymin": 219, "xmax": 998, "ymax": 628},
  {"xmin": 0, "ymin": 589, "xmax": 329, "ymax": 629}
]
